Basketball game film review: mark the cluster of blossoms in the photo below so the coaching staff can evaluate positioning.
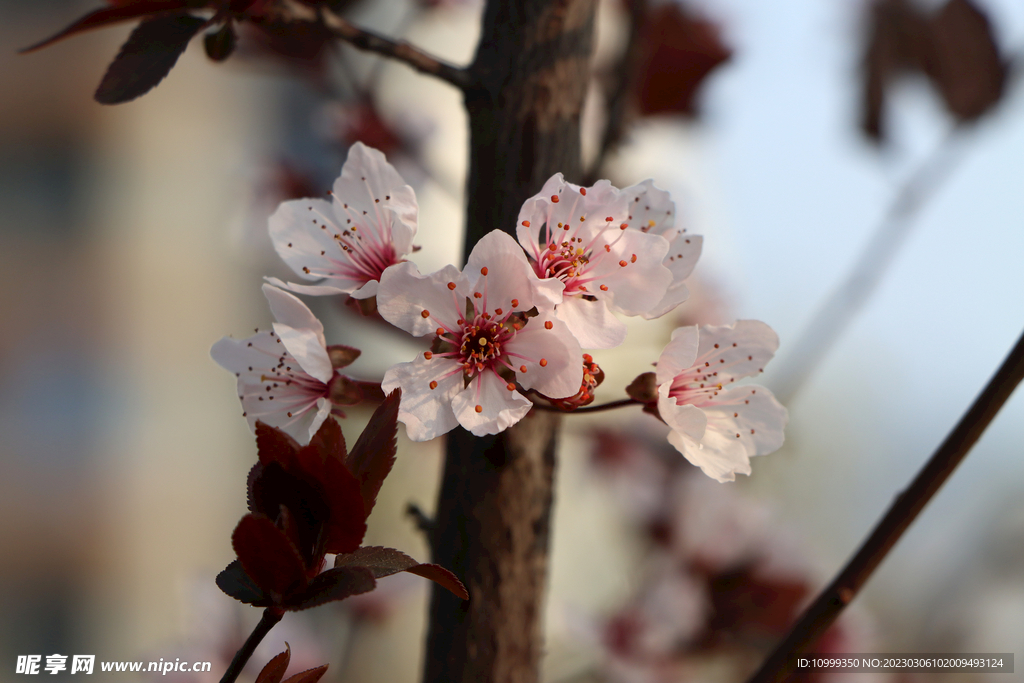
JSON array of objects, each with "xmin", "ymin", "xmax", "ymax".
[{"xmin": 212, "ymin": 142, "xmax": 788, "ymax": 481}]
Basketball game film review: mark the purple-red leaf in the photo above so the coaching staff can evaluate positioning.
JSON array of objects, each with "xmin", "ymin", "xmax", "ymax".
[
  {"xmin": 95, "ymin": 13, "xmax": 207, "ymax": 105},
  {"xmin": 320, "ymin": 456, "xmax": 367, "ymax": 555},
  {"xmin": 20, "ymin": 1, "xmax": 194, "ymax": 53},
  {"xmin": 346, "ymin": 389, "xmax": 401, "ymax": 518},
  {"xmin": 927, "ymin": 0, "xmax": 1005, "ymax": 122},
  {"xmin": 215, "ymin": 559, "xmax": 267, "ymax": 605},
  {"xmin": 255, "ymin": 420, "xmax": 301, "ymax": 468},
  {"xmin": 281, "ymin": 665, "xmax": 329, "ymax": 683},
  {"xmin": 335, "ymin": 546, "xmax": 469, "ymax": 600},
  {"xmin": 289, "ymin": 566, "xmax": 376, "ymax": 610},
  {"xmin": 254, "ymin": 644, "xmax": 291, "ymax": 683},
  {"xmin": 308, "ymin": 414, "xmax": 347, "ymax": 462},
  {"xmin": 232, "ymin": 513, "xmax": 308, "ymax": 599}
]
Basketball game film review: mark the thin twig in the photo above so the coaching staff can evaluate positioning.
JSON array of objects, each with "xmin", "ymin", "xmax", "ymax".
[
  {"xmin": 323, "ymin": 11, "xmax": 473, "ymax": 91},
  {"xmin": 747, "ymin": 326, "xmax": 1024, "ymax": 683},
  {"xmin": 583, "ymin": 0, "xmax": 647, "ymax": 185},
  {"xmin": 405, "ymin": 501, "xmax": 434, "ymax": 534},
  {"xmin": 532, "ymin": 398, "xmax": 639, "ymax": 414},
  {"xmin": 772, "ymin": 128, "xmax": 967, "ymax": 405},
  {"xmin": 220, "ymin": 608, "xmax": 284, "ymax": 683}
]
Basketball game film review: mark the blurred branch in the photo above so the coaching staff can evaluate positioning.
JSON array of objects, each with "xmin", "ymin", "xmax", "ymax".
[
  {"xmin": 405, "ymin": 501, "xmax": 434, "ymax": 535},
  {"xmin": 583, "ymin": 0, "xmax": 646, "ymax": 185},
  {"xmin": 323, "ymin": 10, "xmax": 472, "ymax": 90},
  {"xmin": 748, "ymin": 325, "xmax": 1024, "ymax": 683},
  {"xmin": 775, "ymin": 50, "xmax": 1024, "ymax": 405},
  {"xmin": 772, "ymin": 128, "xmax": 966, "ymax": 405}
]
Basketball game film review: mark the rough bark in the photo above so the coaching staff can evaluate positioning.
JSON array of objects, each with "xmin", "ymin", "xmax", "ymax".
[{"xmin": 422, "ymin": 0, "xmax": 597, "ymax": 680}]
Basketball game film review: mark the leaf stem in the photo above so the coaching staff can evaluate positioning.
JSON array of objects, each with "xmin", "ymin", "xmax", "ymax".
[
  {"xmin": 747, "ymin": 325, "xmax": 1024, "ymax": 683},
  {"xmin": 220, "ymin": 607, "xmax": 284, "ymax": 683},
  {"xmin": 323, "ymin": 11, "xmax": 473, "ymax": 91}
]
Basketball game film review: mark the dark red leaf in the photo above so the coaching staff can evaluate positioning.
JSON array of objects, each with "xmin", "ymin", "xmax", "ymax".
[
  {"xmin": 860, "ymin": 0, "xmax": 935, "ymax": 141},
  {"xmin": 94, "ymin": 14, "xmax": 208, "ymax": 104},
  {"xmin": 289, "ymin": 566, "xmax": 376, "ymax": 610},
  {"xmin": 246, "ymin": 462, "xmax": 263, "ymax": 514},
  {"xmin": 215, "ymin": 559, "xmax": 267, "ymax": 605},
  {"xmin": 927, "ymin": 0, "xmax": 1005, "ymax": 122},
  {"xmin": 635, "ymin": 4, "xmax": 732, "ymax": 117},
  {"xmin": 255, "ymin": 420, "xmax": 301, "ymax": 467},
  {"xmin": 20, "ymin": 1, "xmax": 194, "ymax": 53},
  {"xmin": 281, "ymin": 665, "xmax": 329, "ymax": 683},
  {"xmin": 345, "ymin": 389, "xmax": 401, "ymax": 518},
  {"xmin": 254, "ymin": 644, "xmax": 290, "ymax": 683},
  {"xmin": 308, "ymin": 416, "xmax": 347, "ymax": 464},
  {"xmin": 335, "ymin": 546, "xmax": 469, "ymax": 600},
  {"xmin": 232, "ymin": 513, "xmax": 308, "ymax": 598},
  {"xmin": 320, "ymin": 456, "xmax": 367, "ymax": 555}
]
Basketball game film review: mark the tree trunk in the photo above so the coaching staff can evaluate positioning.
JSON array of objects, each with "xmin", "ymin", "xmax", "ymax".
[{"xmin": 422, "ymin": 0, "xmax": 597, "ymax": 681}]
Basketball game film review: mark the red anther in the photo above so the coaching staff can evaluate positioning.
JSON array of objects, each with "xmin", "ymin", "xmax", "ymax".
[
  {"xmin": 495, "ymin": 308, "xmax": 503, "ymax": 315},
  {"xmin": 474, "ymin": 292, "xmax": 482, "ymax": 298},
  {"xmin": 436, "ymin": 327, "xmax": 445, "ymax": 336},
  {"xmin": 430, "ymin": 381, "xmax": 438, "ymax": 390},
  {"xmin": 424, "ymin": 351, "xmax": 433, "ymax": 359},
  {"xmin": 506, "ymin": 382, "xmax": 516, "ymax": 391},
  {"xmin": 551, "ymin": 195, "xmax": 559, "ymax": 203},
  {"xmin": 421, "ymin": 310, "xmax": 430, "ymax": 318},
  {"xmin": 619, "ymin": 260, "xmax": 628, "ymax": 267},
  {"xmin": 511, "ymin": 299, "xmax": 519, "ymax": 308},
  {"xmin": 475, "ymin": 405, "xmax": 483, "ymax": 413},
  {"xmin": 630, "ymin": 254, "xmax": 637, "ymax": 263},
  {"xmin": 544, "ymin": 321, "xmax": 553, "ymax": 329},
  {"xmin": 520, "ymin": 365, "xmax": 528, "ymax": 373},
  {"xmin": 600, "ymin": 284, "xmax": 608, "ymax": 291},
  {"xmin": 539, "ymin": 359, "xmax": 548, "ymax": 367},
  {"xmin": 620, "ymin": 223, "xmax": 628, "ymax": 230},
  {"xmin": 605, "ymin": 216, "xmax": 613, "ymax": 222},
  {"xmin": 481, "ymin": 267, "xmax": 489, "ymax": 276},
  {"xmin": 447, "ymin": 282, "xmax": 456, "ymax": 290},
  {"xmin": 522, "ymin": 220, "xmax": 531, "ymax": 227},
  {"xmin": 605, "ymin": 245, "xmax": 611, "ymax": 252},
  {"xmin": 580, "ymin": 187, "xmax": 587, "ymax": 195}
]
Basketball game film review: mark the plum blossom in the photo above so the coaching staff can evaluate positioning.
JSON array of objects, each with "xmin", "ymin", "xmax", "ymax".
[
  {"xmin": 655, "ymin": 321, "xmax": 787, "ymax": 482},
  {"xmin": 211, "ymin": 284, "xmax": 353, "ymax": 443},
  {"xmin": 517, "ymin": 174, "xmax": 673, "ymax": 349},
  {"xmin": 618, "ymin": 180, "xmax": 702, "ymax": 320},
  {"xmin": 266, "ymin": 142, "xmax": 417, "ymax": 299},
  {"xmin": 378, "ymin": 230, "xmax": 582, "ymax": 441}
]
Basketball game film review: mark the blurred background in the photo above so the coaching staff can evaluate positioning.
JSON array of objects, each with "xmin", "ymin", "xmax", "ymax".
[{"xmin": 1, "ymin": 0, "xmax": 1023, "ymax": 681}]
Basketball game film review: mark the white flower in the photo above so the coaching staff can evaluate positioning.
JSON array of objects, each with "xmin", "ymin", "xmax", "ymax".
[
  {"xmin": 516, "ymin": 174, "xmax": 674, "ymax": 349},
  {"xmin": 378, "ymin": 231, "xmax": 581, "ymax": 441},
  {"xmin": 266, "ymin": 142, "xmax": 417, "ymax": 299},
  {"xmin": 655, "ymin": 321, "xmax": 787, "ymax": 482},
  {"xmin": 211, "ymin": 284, "xmax": 338, "ymax": 443},
  {"xmin": 618, "ymin": 179, "xmax": 702, "ymax": 320}
]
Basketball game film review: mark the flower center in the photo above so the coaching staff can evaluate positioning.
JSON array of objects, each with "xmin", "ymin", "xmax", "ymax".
[{"xmin": 458, "ymin": 320, "xmax": 509, "ymax": 377}]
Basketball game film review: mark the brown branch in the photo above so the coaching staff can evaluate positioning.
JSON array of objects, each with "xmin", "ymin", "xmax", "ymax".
[
  {"xmin": 322, "ymin": 11, "xmax": 473, "ymax": 91},
  {"xmin": 531, "ymin": 398, "xmax": 640, "ymax": 414},
  {"xmin": 220, "ymin": 608, "xmax": 283, "ymax": 683},
  {"xmin": 747, "ymin": 325, "xmax": 1024, "ymax": 683}
]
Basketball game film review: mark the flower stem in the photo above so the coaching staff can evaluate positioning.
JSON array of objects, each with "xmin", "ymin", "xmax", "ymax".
[
  {"xmin": 220, "ymin": 608, "xmax": 284, "ymax": 683},
  {"xmin": 747, "ymin": 325, "xmax": 1024, "ymax": 683},
  {"xmin": 532, "ymin": 398, "xmax": 640, "ymax": 414}
]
